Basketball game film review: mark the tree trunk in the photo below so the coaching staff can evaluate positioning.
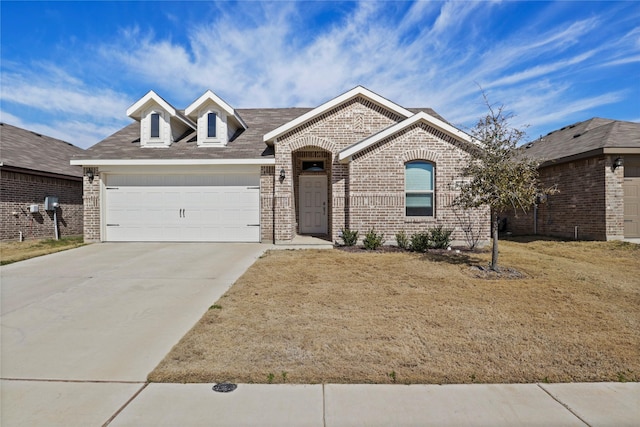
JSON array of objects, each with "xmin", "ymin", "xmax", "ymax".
[{"xmin": 491, "ymin": 214, "xmax": 499, "ymax": 270}]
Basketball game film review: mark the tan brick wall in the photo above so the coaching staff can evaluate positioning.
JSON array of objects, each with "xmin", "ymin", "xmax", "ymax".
[
  {"xmin": 347, "ymin": 124, "xmax": 490, "ymax": 245},
  {"xmin": 274, "ymin": 98, "xmax": 490, "ymax": 245},
  {"xmin": 506, "ymin": 155, "xmax": 624, "ymax": 240},
  {"xmin": 83, "ymin": 167, "xmax": 101, "ymax": 242},
  {"xmin": 0, "ymin": 169, "xmax": 83, "ymax": 241},
  {"xmin": 605, "ymin": 156, "xmax": 624, "ymax": 240},
  {"xmin": 260, "ymin": 166, "xmax": 275, "ymax": 242},
  {"xmin": 275, "ymin": 97, "xmax": 403, "ymax": 241}
]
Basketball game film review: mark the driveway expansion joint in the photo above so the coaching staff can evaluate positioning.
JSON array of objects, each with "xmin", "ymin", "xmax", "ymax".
[
  {"xmin": 102, "ymin": 382, "xmax": 149, "ymax": 427},
  {"xmin": 537, "ymin": 383, "xmax": 592, "ymax": 427}
]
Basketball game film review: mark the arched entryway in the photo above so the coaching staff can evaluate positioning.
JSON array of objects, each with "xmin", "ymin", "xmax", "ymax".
[{"xmin": 292, "ymin": 147, "xmax": 332, "ymax": 239}]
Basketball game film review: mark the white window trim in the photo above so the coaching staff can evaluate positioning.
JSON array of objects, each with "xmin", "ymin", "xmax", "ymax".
[
  {"xmin": 206, "ymin": 111, "xmax": 217, "ymax": 139},
  {"xmin": 150, "ymin": 112, "xmax": 162, "ymax": 139},
  {"xmin": 405, "ymin": 160, "xmax": 435, "ymax": 217},
  {"xmin": 197, "ymin": 107, "xmax": 226, "ymax": 147},
  {"xmin": 142, "ymin": 108, "xmax": 171, "ymax": 147}
]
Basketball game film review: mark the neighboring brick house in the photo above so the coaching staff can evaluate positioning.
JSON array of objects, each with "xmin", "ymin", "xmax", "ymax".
[
  {"xmin": 507, "ymin": 118, "xmax": 640, "ymax": 240},
  {"xmin": 0, "ymin": 123, "xmax": 84, "ymax": 241},
  {"xmin": 71, "ymin": 86, "xmax": 490, "ymax": 245}
]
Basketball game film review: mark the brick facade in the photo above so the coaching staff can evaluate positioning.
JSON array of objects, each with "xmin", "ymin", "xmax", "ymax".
[
  {"xmin": 271, "ymin": 97, "xmax": 490, "ymax": 245},
  {"xmin": 0, "ymin": 169, "xmax": 83, "ymax": 241},
  {"xmin": 347, "ymin": 124, "xmax": 489, "ymax": 245},
  {"xmin": 79, "ymin": 90, "xmax": 491, "ymax": 246},
  {"xmin": 82, "ymin": 167, "xmax": 101, "ymax": 242},
  {"xmin": 274, "ymin": 97, "xmax": 401, "ymax": 242},
  {"xmin": 506, "ymin": 155, "xmax": 624, "ymax": 240},
  {"xmin": 260, "ymin": 165, "xmax": 275, "ymax": 242}
]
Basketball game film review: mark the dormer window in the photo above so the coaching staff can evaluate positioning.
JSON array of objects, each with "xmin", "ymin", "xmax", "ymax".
[
  {"xmin": 150, "ymin": 113, "xmax": 161, "ymax": 138},
  {"xmin": 207, "ymin": 112, "xmax": 217, "ymax": 138},
  {"xmin": 193, "ymin": 108, "xmax": 225, "ymax": 146},
  {"xmin": 185, "ymin": 90, "xmax": 247, "ymax": 147},
  {"xmin": 127, "ymin": 90, "xmax": 196, "ymax": 148}
]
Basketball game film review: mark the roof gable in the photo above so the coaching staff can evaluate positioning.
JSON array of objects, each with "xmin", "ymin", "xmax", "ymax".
[
  {"xmin": 185, "ymin": 90, "xmax": 247, "ymax": 131},
  {"xmin": 126, "ymin": 90, "xmax": 195, "ymax": 129},
  {"xmin": 338, "ymin": 111, "xmax": 475, "ymax": 163},
  {"xmin": 263, "ymin": 86, "xmax": 413, "ymax": 144}
]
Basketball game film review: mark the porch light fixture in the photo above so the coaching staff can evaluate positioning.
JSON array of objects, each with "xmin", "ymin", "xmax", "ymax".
[
  {"xmin": 612, "ymin": 157, "xmax": 623, "ymax": 171},
  {"xmin": 86, "ymin": 169, "xmax": 94, "ymax": 183},
  {"xmin": 279, "ymin": 168, "xmax": 286, "ymax": 181}
]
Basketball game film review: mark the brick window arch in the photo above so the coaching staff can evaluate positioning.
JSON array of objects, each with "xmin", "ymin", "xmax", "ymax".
[{"xmin": 405, "ymin": 160, "xmax": 434, "ymax": 216}]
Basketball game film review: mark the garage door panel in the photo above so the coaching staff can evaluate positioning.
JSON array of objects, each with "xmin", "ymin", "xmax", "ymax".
[
  {"xmin": 218, "ymin": 225, "xmax": 260, "ymax": 242},
  {"xmin": 104, "ymin": 174, "xmax": 260, "ymax": 242}
]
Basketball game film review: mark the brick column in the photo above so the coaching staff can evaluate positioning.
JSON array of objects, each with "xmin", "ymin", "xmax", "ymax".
[{"xmin": 83, "ymin": 167, "xmax": 101, "ymax": 242}]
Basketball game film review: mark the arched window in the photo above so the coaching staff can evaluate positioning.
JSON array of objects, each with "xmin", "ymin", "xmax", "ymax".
[{"xmin": 405, "ymin": 161, "xmax": 434, "ymax": 216}]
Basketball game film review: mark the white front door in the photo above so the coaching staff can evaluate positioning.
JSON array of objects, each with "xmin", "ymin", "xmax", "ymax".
[{"xmin": 299, "ymin": 175, "xmax": 328, "ymax": 234}]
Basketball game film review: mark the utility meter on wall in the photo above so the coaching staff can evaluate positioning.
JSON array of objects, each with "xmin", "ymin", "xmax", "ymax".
[{"xmin": 44, "ymin": 196, "xmax": 59, "ymax": 211}]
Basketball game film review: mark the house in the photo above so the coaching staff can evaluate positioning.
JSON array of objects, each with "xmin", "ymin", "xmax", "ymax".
[
  {"xmin": 507, "ymin": 118, "xmax": 640, "ymax": 240},
  {"xmin": 0, "ymin": 123, "xmax": 84, "ymax": 241},
  {"xmin": 71, "ymin": 86, "xmax": 490, "ymax": 245}
]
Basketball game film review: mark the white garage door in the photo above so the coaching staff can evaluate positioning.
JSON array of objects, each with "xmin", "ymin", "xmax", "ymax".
[{"xmin": 104, "ymin": 174, "xmax": 260, "ymax": 242}]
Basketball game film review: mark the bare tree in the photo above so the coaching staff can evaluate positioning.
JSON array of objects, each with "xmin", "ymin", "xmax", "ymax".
[{"xmin": 453, "ymin": 94, "xmax": 554, "ymax": 270}]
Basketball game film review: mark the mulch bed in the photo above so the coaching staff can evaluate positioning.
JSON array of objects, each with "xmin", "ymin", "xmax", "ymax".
[{"xmin": 336, "ymin": 244, "xmax": 525, "ymax": 279}]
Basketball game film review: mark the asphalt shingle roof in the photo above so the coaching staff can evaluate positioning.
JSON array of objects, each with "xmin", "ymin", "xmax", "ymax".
[
  {"xmin": 0, "ymin": 122, "xmax": 84, "ymax": 178},
  {"xmin": 521, "ymin": 118, "xmax": 640, "ymax": 163},
  {"xmin": 74, "ymin": 107, "xmax": 445, "ymax": 161},
  {"xmin": 75, "ymin": 108, "xmax": 313, "ymax": 161}
]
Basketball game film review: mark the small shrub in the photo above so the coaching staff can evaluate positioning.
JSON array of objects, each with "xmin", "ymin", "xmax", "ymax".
[
  {"xmin": 410, "ymin": 232, "xmax": 431, "ymax": 252},
  {"xmin": 363, "ymin": 228, "xmax": 385, "ymax": 250},
  {"xmin": 395, "ymin": 230, "xmax": 409, "ymax": 250},
  {"xmin": 340, "ymin": 228, "xmax": 359, "ymax": 246},
  {"xmin": 429, "ymin": 226, "xmax": 453, "ymax": 249}
]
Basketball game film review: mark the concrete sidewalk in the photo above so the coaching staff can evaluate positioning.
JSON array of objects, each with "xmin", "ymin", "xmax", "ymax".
[
  {"xmin": 3, "ymin": 379, "xmax": 636, "ymax": 426},
  {"xmin": 109, "ymin": 382, "xmax": 640, "ymax": 427}
]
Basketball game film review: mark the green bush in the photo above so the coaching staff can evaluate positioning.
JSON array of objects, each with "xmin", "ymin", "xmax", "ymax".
[
  {"xmin": 363, "ymin": 228, "xmax": 385, "ymax": 250},
  {"xmin": 410, "ymin": 232, "xmax": 431, "ymax": 252},
  {"xmin": 395, "ymin": 230, "xmax": 409, "ymax": 250},
  {"xmin": 340, "ymin": 228, "xmax": 359, "ymax": 246},
  {"xmin": 429, "ymin": 226, "xmax": 453, "ymax": 249},
  {"xmin": 410, "ymin": 227, "xmax": 454, "ymax": 252}
]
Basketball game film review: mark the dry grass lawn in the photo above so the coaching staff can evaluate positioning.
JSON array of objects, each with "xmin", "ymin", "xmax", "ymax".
[
  {"xmin": 150, "ymin": 239, "xmax": 640, "ymax": 384},
  {"xmin": 0, "ymin": 236, "xmax": 85, "ymax": 265}
]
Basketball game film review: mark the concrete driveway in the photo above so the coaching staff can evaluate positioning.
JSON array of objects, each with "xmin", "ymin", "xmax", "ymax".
[{"xmin": 1, "ymin": 242, "xmax": 266, "ymax": 426}]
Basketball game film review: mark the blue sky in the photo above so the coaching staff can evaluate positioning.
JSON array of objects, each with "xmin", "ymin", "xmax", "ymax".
[{"xmin": 1, "ymin": 1, "xmax": 639, "ymax": 149}]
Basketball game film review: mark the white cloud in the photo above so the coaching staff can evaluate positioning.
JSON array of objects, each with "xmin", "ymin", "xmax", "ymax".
[
  {"xmin": 1, "ymin": 62, "xmax": 130, "ymax": 119},
  {"xmin": 2, "ymin": 0, "xmax": 638, "ymax": 148},
  {"xmin": 0, "ymin": 60, "xmax": 133, "ymax": 149}
]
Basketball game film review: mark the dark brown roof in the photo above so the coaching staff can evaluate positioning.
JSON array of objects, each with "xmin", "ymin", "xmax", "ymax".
[
  {"xmin": 0, "ymin": 122, "xmax": 84, "ymax": 178},
  {"xmin": 521, "ymin": 118, "xmax": 640, "ymax": 164},
  {"xmin": 74, "ymin": 108, "xmax": 313, "ymax": 160}
]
